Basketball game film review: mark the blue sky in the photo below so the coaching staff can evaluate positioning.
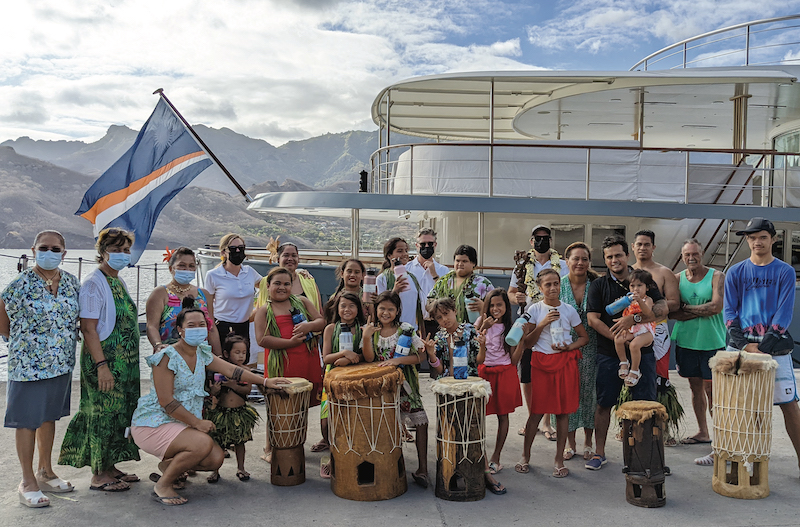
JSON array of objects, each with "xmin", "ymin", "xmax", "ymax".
[{"xmin": 1, "ymin": 0, "xmax": 799, "ymax": 145}]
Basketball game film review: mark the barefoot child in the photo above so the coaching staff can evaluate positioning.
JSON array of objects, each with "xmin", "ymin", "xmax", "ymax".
[
  {"xmin": 426, "ymin": 298, "xmax": 507, "ymax": 495},
  {"xmin": 518, "ymin": 269, "xmax": 589, "ymax": 478},
  {"xmin": 475, "ymin": 289, "xmax": 524, "ymax": 475},
  {"xmin": 206, "ymin": 335, "xmax": 259, "ymax": 482},
  {"xmin": 362, "ymin": 291, "xmax": 430, "ymax": 487},
  {"xmin": 614, "ymin": 269, "xmax": 656, "ymax": 388}
]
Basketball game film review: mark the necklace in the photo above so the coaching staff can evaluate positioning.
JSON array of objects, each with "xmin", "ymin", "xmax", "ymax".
[
  {"xmin": 36, "ymin": 267, "xmax": 60, "ymax": 286},
  {"xmin": 168, "ymin": 282, "xmax": 192, "ymax": 295}
]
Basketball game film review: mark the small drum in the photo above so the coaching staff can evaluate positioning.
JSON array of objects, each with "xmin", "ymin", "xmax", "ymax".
[
  {"xmin": 265, "ymin": 377, "xmax": 313, "ymax": 486},
  {"xmin": 711, "ymin": 350, "xmax": 777, "ymax": 499},
  {"xmin": 616, "ymin": 400, "xmax": 668, "ymax": 508},
  {"xmin": 432, "ymin": 376, "xmax": 491, "ymax": 502},
  {"xmin": 324, "ymin": 363, "xmax": 407, "ymax": 501}
]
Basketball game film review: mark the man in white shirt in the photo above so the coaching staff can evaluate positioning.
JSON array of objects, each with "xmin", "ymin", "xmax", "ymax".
[{"xmin": 405, "ymin": 227, "xmax": 449, "ymax": 338}]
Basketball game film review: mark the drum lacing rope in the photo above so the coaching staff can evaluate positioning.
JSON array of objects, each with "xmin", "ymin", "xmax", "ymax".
[
  {"xmin": 328, "ymin": 385, "xmax": 402, "ymax": 456},
  {"xmin": 267, "ymin": 389, "xmax": 312, "ymax": 448},
  {"xmin": 436, "ymin": 392, "xmax": 487, "ymax": 465}
]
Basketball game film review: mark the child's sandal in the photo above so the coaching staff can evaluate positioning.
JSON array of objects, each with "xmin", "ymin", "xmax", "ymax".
[
  {"xmin": 625, "ymin": 370, "xmax": 641, "ymax": 387},
  {"xmin": 618, "ymin": 361, "xmax": 630, "ymax": 379}
]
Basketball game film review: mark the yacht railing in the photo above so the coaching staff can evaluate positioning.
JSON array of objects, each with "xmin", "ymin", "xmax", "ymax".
[
  {"xmin": 368, "ymin": 142, "xmax": 799, "ymax": 209},
  {"xmin": 630, "ymin": 15, "xmax": 800, "ymax": 71}
]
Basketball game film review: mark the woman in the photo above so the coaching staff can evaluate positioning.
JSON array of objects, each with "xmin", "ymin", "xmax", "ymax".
[
  {"xmin": 59, "ymin": 228, "xmax": 141, "ymax": 491},
  {"xmin": 427, "ymin": 244, "xmax": 494, "ymax": 323},
  {"xmin": 131, "ymin": 306, "xmax": 289, "ymax": 505},
  {"xmin": 256, "ymin": 242, "xmax": 322, "ymax": 311},
  {"xmin": 556, "ymin": 242, "xmax": 599, "ymax": 461},
  {"xmin": 376, "ymin": 237, "xmax": 425, "ymax": 330},
  {"xmin": 205, "ymin": 233, "xmax": 262, "ymax": 342},
  {"xmin": 1, "ymin": 231, "xmax": 80, "ymax": 507},
  {"xmin": 323, "ymin": 259, "xmax": 365, "ymax": 323},
  {"xmin": 146, "ymin": 247, "xmax": 222, "ymax": 356}
]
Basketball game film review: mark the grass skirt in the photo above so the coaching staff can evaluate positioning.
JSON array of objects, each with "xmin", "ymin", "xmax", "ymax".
[{"xmin": 207, "ymin": 404, "xmax": 260, "ymax": 448}]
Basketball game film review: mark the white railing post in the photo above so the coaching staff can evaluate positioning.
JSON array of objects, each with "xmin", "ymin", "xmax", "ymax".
[
  {"xmin": 585, "ymin": 149, "xmax": 591, "ymax": 200},
  {"xmin": 685, "ymin": 151, "xmax": 690, "ymax": 204}
]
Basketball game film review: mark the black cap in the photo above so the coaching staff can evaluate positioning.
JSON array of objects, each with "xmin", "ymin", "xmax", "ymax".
[
  {"xmin": 531, "ymin": 224, "xmax": 551, "ymax": 237},
  {"xmin": 736, "ymin": 217, "xmax": 776, "ymax": 236}
]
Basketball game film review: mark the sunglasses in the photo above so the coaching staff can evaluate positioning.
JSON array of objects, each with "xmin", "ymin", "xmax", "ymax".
[
  {"xmin": 36, "ymin": 246, "xmax": 63, "ymax": 252},
  {"xmin": 418, "ymin": 242, "xmax": 435, "ymax": 247},
  {"xmin": 228, "ymin": 245, "xmax": 246, "ymax": 251}
]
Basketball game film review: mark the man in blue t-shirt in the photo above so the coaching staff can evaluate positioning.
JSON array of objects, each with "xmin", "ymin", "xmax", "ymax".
[{"xmin": 724, "ymin": 217, "xmax": 800, "ymax": 473}]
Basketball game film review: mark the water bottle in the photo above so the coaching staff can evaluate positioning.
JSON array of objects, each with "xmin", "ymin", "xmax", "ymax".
[
  {"xmin": 606, "ymin": 293, "xmax": 634, "ymax": 315},
  {"xmin": 452, "ymin": 338, "xmax": 469, "ymax": 379},
  {"xmin": 505, "ymin": 313, "xmax": 531, "ymax": 346},
  {"xmin": 290, "ymin": 307, "xmax": 313, "ymax": 341},
  {"xmin": 465, "ymin": 291, "xmax": 480, "ymax": 323},
  {"xmin": 393, "ymin": 258, "xmax": 406, "ymax": 278},
  {"xmin": 394, "ymin": 327, "xmax": 414, "ymax": 357},
  {"xmin": 549, "ymin": 308, "xmax": 566, "ymax": 347},
  {"xmin": 363, "ymin": 268, "xmax": 377, "ymax": 302},
  {"xmin": 339, "ymin": 324, "xmax": 354, "ymax": 353}
]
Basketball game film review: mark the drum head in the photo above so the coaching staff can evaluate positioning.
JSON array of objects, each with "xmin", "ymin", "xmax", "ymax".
[
  {"xmin": 324, "ymin": 363, "xmax": 404, "ymax": 400},
  {"xmin": 431, "ymin": 376, "xmax": 491, "ymax": 398},
  {"xmin": 278, "ymin": 377, "xmax": 313, "ymax": 395}
]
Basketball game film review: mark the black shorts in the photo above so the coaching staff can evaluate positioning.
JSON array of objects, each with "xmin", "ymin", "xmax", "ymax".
[
  {"xmin": 596, "ymin": 353, "xmax": 657, "ymax": 408},
  {"xmin": 675, "ymin": 345, "xmax": 717, "ymax": 380},
  {"xmin": 518, "ymin": 348, "xmax": 532, "ymax": 384}
]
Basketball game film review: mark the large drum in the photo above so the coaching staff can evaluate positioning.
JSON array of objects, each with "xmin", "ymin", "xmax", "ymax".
[
  {"xmin": 711, "ymin": 350, "xmax": 777, "ymax": 499},
  {"xmin": 324, "ymin": 363, "xmax": 407, "ymax": 501},
  {"xmin": 616, "ymin": 400, "xmax": 668, "ymax": 508},
  {"xmin": 265, "ymin": 377, "xmax": 313, "ymax": 486},
  {"xmin": 432, "ymin": 376, "xmax": 491, "ymax": 502}
]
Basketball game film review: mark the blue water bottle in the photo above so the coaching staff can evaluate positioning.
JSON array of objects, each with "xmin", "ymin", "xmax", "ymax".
[
  {"xmin": 452, "ymin": 338, "xmax": 469, "ymax": 379},
  {"xmin": 465, "ymin": 291, "xmax": 480, "ymax": 323},
  {"xmin": 505, "ymin": 313, "xmax": 531, "ymax": 346},
  {"xmin": 606, "ymin": 293, "xmax": 634, "ymax": 316},
  {"xmin": 290, "ymin": 307, "xmax": 314, "ymax": 341},
  {"xmin": 394, "ymin": 327, "xmax": 414, "ymax": 357}
]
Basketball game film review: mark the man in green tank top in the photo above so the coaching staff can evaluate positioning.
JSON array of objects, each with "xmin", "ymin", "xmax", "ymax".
[{"xmin": 669, "ymin": 239, "xmax": 725, "ymax": 461}]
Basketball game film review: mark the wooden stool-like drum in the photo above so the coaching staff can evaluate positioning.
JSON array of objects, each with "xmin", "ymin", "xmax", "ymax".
[
  {"xmin": 265, "ymin": 377, "xmax": 313, "ymax": 486},
  {"xmin": 711, "ymin": 350, "xmax": 777, "ymax": 500},
  {"xmin": 616, "ymin": 400, "xmax": 669, "ymax": 508},
  {"xmin": 432, "ymin": 377, "xmax": 491, "ymax": 502},
  {"xmin": 324, "ymin": 363, "xmax": 407, "ymax": 501}
]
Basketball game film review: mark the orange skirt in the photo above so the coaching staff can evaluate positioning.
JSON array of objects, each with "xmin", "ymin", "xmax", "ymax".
[
  {"xmin": 529, "ymin": 349, "xmax": 581, "ymax": 415},
  {"xmin": 478, "ymin": 363, "xmax": 522, "ymax": 416}
]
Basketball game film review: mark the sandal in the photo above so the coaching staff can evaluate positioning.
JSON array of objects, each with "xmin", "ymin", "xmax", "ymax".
[
  {"xmin": 149, "ymin": 472, "xmax": 186, "ymax": 490},
  {"xmin": 37, "ymin": 475, "xmax": 74, "ymax": 493},
  {"xmin": 207, "ymin": 472, "xmax": 220, "ymax": 484},
  {"xmin": 618, "ymin": 361, "xmax": 630, "ymax": 379},
  {"xmin": 583, "ymin": 445, "xmax": 594, "ymax": 460},
  {"xmin": 488, "ymin": 461, "xmax": 503, "ymax": 474},
  {"xmin": 112, "ymin": 470, "xmax": 140, "ymax": 483},
  {"xmin": 514, "ymin": 461, "xmax": 530, "ymax": 474},
  {"xmin": 517, "ymin": 427, "xmax": 526, "ymax": 436},
  {"xmin": 485, "ymin": 479, "xmax": 507, "ymax": 495},
  {"xmin": 90, "ymin": 480, "xmax": 130, "ymax": 492},
  {"xmin": 19, "ymin": 488, "xmax": 49, "ymax": 508},
  {"xmin": 310, "ymin": 440, "xmax": 330, "ymax": 453},
  {"xmin": 320, "ymin": 456, "xmax": 331, "ymax": 479},
  {"xmin": 694, "ymin": 453, "xmax": 714, "ymax": 466},
  {"xmin": 563, "ymin": 448, "xmax": 575, "ymax": 461},
  {"xmin": 402, "ymin": 428, "xmax": 415, "ymax": 443},
  {"xmin": 151, "ymin": 491, "xmax": 187, "ymax": 506},
  {"xmin": 260, "ymin": 450, "xmax": 272, "ymax": 463},
  {"xmin": 411, "ymin": 472, "xmax": 429, "ymax": 488},
  {"xmin": 625, "ymin": 370, "xmax": 641, "ymax": 387},
  {"xmin": 543, "ymin": 430, "xmax": 557, "ymax": 441},
  {"xmin": 236, "ymin": 470, "xmax": 250, "ymax": 481},
  {"xmin": 552, "ymin": 465, "xmax": 569, "ymax": 478}
]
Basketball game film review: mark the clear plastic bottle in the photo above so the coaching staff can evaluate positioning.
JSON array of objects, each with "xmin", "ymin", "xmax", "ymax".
[
  {"xmin": 549, "ymin": 308, "xmax": 565, "ymax": 347},
  {"xmin": 339, "ymin": 324, "xmax": 353, "ymax": 353}
]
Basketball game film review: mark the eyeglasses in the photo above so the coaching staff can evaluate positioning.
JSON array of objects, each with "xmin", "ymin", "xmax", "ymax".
[
  {"xmin": 418, "ymin": 242, "xmax": 435, "ymax": 247},
  {"xmin": 228, "ymin": 245, "xmax": 246, "ymax": 251}
]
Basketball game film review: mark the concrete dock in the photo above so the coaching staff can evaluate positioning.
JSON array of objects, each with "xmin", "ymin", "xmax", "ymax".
[{"xmin": 0, "ymin": 373, "xmax": 798, "ymax": 527}]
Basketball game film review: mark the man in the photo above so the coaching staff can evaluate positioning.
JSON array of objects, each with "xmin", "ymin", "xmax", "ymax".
[
  {"xmin": 508, "ymin": 225, "xmax": 568, "ymax": 438},
  {"xmin": 724, "ymin": 217, "xmax": 800, "ymax": 473},
  {"xmin": 586, "ymin": 235, "xmax": 668, "ymax": 470},
  {"xmin": 405, "ymin": 227, "xmax": 449, "ymax": 339},
  {"xmin": 669, "ymin": 239, "xmax": 725, "ymax": 462}
]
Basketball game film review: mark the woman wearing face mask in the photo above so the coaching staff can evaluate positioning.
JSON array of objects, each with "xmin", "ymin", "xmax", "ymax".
[
  {"xmin": 205, "ymin": 234, "xmax": 262, "ymax": 342},
  {"xmin": 1, "ymin": 231, "xmax": 80, "ymax": 508},
  {"xmin": 146, "ymin": 247, "xmax": 221, "ymax": 356},
  {"xmin": 131, "ymin": 304, "xmax": 290, "ymax": 505},
  {"xmin": 59, "ymin": 228, "xmax": 142, "ymax": 492}
]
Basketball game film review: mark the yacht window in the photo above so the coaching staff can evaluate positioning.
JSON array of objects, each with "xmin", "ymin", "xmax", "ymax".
[{"xmin": 551, "ymin": 224, "xmax": 585, "ymax": 257}]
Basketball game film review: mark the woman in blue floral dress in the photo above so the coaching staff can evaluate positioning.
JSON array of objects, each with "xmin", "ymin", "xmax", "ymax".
[{"xmin": 1, "ymin": 231, "xmax": 80, "ymax": 508}]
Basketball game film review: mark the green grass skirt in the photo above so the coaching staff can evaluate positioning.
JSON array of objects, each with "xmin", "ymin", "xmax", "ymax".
[
  {"xmin": 207, "ymin": 404, "xmax": 260, "ymax": 448},
  {"xmin": 616, "ymin": 378, "xmax": 684, "ymax": 436}
]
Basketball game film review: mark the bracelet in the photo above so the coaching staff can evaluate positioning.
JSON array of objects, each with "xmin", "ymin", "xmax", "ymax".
[
  {"xmin": 263, "ymin": 377, "xmax": 270, "ymax": 387},
  {"xmin": 428, "ymin": 356, "xmax": 441, "ymax": 368},
  {"xmin": 94, "ymin": 359, "xmax": 108, "ymax": 369}
]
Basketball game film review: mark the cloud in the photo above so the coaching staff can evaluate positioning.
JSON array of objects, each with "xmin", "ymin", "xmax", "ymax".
[{"xmin": 0, "ymin": 91, "xmax": 48, "ymax": 124}]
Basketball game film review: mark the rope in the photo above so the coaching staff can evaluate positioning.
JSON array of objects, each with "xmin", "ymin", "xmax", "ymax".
[
  {"xmin": 266, "ymin": 389, "xmax": 312, "ymax": 449},
  {"xmin": 328, "ymin": 384, "xmax": 402, "ymax": 456},
  {"xmin": 435, "ymin": 391, "xmax": 487, "ymax": 465}
]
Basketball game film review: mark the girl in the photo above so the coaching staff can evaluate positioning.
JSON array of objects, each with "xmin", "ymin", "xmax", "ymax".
[
  {"xmin": 323, "ymin": 259, "xmax": 365, "ymax": 323},
  {"xmin": 376, "ymin": 237, "xmax": 425, "ymax": 330},
  {"xmin": 615, "ymin": 269, "xmax": 656, "ymax": 388},
  {"xmin": 206, "ymin": 335, "xmax": 259, "ymax": 483},
  {"xmin": 475, "ymin": 289, "xmax": 524, "ymax": 475},
  {"xmin": 319, "ymin": 292, "xmax": 366, "ymax": 477},
  {"xmin": 425, "ymin": 298, "xmax": 506, "ymax": 495},
  {"xmin": 361, "ymin": 291, "xmax": 430, "ymax": 488},
  {"xmin": 517, "ymin": 269, "xmax": 589, "ymax": 478}
]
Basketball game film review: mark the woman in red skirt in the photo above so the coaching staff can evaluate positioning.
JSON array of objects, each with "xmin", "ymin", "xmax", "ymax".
[{"xmin": 516, "ymin": 269, "xmax": 589, "ymax": 478}]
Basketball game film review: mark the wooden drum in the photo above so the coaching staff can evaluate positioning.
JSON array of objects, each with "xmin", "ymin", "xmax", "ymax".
[
  {"xmin": 711, "ymin": 350, "xmax": 777, "ymax": 499},
  {"xmin": 432, "ymin": 376, "xmax": 491, "ymax": 502},
  {"xmin": 265, "ymin": 377, "xmax": 313, "ymax": 486},
  {"xmin": 617, "ymin": 401, "xmax": 669, "ymax": 508},
  {"xmin": 324, "ymin": 363, "xmax": 407, "ymax": 501}
]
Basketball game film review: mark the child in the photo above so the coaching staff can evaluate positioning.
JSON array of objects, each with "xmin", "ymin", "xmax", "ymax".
[
  {"xmin": 517, "ymin": 269, "xmax": 589, "ymax": 478},
  {"xmin": 361, "ymin": 291, "xmax": 430, "ymax": 487},
  {"xmin": 323, "ymin": 259, "xmax": 365, "ymax": 323},
  {"xmin": 475, "ymin": 289, "xmax": 523, "ymax": 475},
  {"xmin": 615, "ymin": 269, "xmax": 656, "ymax": 388},
  {"xmin": 206, "ymin": 335, "xmax": 260, "ymax": 482},
  {"xmin": 425, "ymin": 298, "xmax": 507, "ymax": 495},
  {"xmin": 319, "ymin": 291, "xmax": 366, "ymax": 478}
]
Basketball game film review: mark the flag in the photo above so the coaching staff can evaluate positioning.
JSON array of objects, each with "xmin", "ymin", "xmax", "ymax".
[{"xmin": 75, "ymin": 98, "xmax": 213, "ymax": 264}]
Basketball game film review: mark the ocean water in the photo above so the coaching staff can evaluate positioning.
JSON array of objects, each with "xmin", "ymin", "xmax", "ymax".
[{"xmin": 0, "ymin": 249, "xmax": 174, "ymax": 381}]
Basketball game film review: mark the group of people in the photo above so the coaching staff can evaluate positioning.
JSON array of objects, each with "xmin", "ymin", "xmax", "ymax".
[{"xmin": 1, "ymin": 216, "xmax": 797, "ymax": 508}]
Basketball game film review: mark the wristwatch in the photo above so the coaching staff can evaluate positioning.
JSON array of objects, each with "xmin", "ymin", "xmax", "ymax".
[{"xmin": 633, "ymin": 313, "xmax": 642, "ymax": 324}]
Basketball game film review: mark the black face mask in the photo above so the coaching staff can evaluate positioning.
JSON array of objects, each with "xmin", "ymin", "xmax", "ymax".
[
  {"xmin": 228, "ymin": 247, "xmax": 246, "ymax": 265},
  {"xmin": 533, "ymin": 236, "xmax": 551, "ymax": 254},
  {"xmin": 419, "ymin": 246, "xmax": 435, "ymax": 259}
]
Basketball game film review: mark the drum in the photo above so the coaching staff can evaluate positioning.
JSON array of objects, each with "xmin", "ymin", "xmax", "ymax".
[
  {"xmin": 432, "ymin": 376, "xmax": 491, "ymax": 502},
  {"xmin": 265, "ymin": 377, "xmax": 313, "ymax": 486},
  {"xmin": 711, "ymin": 350, "xmax": 777, "ymax": 499},
  {"xmin": 324, "ymin": 363, "xmax": 407, "ymax": 501},
  {"xmin": 616, "ymin": 400, "xmax": 668, "ymax": 508}
]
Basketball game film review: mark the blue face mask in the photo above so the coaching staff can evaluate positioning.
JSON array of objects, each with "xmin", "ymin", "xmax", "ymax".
[
  {"xmin": 106, "ymin": 252, "xmax": 131, "ymax": 271},
  {"xmin": 173, "ymin": 270, "xmax": 195, "ymax": 285},
  {"xmin": 183, "ymin": 327, "xmax": 208, "ymax": 347},
  {"xmin": 36, "ymin": 250, "xmax": 63, "ymax": 271}
]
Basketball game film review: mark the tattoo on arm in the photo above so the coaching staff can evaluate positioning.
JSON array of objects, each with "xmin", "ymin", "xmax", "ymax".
[
  {"xmin": 163, "ymin": 399, "xmax": 182, "ymax": 415},
  {"xmin": 231, "ymin": 367, "xmax": 244, "ymax": 382},
  {"xmin": 651, "ymin": 299, "xmax": 668, "ymax": 320}
]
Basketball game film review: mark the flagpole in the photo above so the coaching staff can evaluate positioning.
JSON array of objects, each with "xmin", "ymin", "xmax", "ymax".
[{"xmin": 153, "ymin": 89, "xmax": 253, "ymax": 202}]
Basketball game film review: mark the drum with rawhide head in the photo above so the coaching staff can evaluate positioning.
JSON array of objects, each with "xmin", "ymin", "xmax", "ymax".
[
  {"xmin": 264, "ymin": 377, "xmax": 313, "ymax": 486},
  {"xmin": 616, "ymin": 400, "xmax": 669, "ymax": 508},
  {"xmin": 324, "ymin": 363, "xmax": 407, "ymax": 501}
]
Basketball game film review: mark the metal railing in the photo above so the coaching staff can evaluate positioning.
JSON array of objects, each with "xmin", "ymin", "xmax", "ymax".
[{"xmin": 630, "ymin": 15, "xmax": 800, "ymax": 71}]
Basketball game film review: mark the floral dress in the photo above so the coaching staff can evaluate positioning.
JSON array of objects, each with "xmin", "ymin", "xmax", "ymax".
[
  {"xmin": 59, "ymin": 275, "xmax": 141, "ymax": 472},
  {"xmin": 372, "ymin": 323, "xmax": 426, "ymax": 421},
  {"xmin": 432, "ymin": 323, "xmax": 480, "ymax": 378},
  {"xmin": 428, "ymin": 272, "xmax": 494, "ymax": 323}
]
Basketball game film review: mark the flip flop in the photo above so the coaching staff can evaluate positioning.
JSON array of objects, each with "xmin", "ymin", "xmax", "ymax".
[
  {"xmin": 37, "ymin": 476, "xmax": 74, "ymax": 493},
  {"xmin": 320, "ymin": 456, "xmax": 331, "ymax": 479},
  {"xmin": 552, "ymin": 466, "xmax": 569, "ymax": 478},
  {"xmin": 151, "ymin": 492, "xmax": 187, "ymax": 506},
  {"xmin": 544, "ymin": 431, "xmax": 557, "ymax": 441},
  {"xmin": 112, "ymin": 471, "xmax": 140, "ymax": 483},
  {"xmin": 310, "ymin": 441, "xmax": 330, "ymax": 453},
  {"xmin": 514, "ymin": 461, "xmax": 530, "ymax": 474},
  {"xmin": 207, "ymin": 472, "xmax": 220, "ymax": 484},
  {"xmin": 665, "ymin": 437, "xmax": 679, "ymax": 447},
  {"xmin": 486, "ymin": 480, "xmax": 507, "ymax": 495},
  {"xmin": 236, "ymin": 470, "xmax": 250, "ymax": 482},
  {"xmin": 90, "ymin": 480, "xmax": 130, "ymax": 492},
  {"xmin": 260, "ymin": 450, "xmax": 273, "ymax": 463},
  {"xmin": 517, "ymin": 427, "xmax": 526, "ymax": 436},
  {"xmin": 411, "ymin": 472, "xmax": 429, "ymax": 488},
  {"xmin": 19, "ymin": 489, "xmax": 49, "ymax": 508},
  {"xmin": 583, "ymin": 446, "xmax": 594, "ymax": 460},
  {"xmin": 680, "ymin": 437, "xmax": 712, "ymax": 445},
  {"xmin": 149, "ymin": 472, "xmax": 186, "ymax": 489},
  {"xmin": 488, "ymin": 461, "xmax": 503, "ymax": 474}
]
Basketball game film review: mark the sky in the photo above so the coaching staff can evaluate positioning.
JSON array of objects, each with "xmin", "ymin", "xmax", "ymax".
[{"xmin": 2, "ymin": 0, "xmax": 800, "ymax": 146}]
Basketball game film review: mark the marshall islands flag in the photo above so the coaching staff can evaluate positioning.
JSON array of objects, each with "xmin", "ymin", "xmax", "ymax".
[{"xmin": 76, "ymin": 98, "xmax": 213, "ymax": 264}]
